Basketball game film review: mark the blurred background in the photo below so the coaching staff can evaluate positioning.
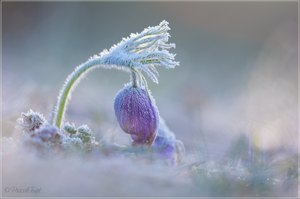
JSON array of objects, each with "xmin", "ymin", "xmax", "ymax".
[{"xmin": 2, "ymin": 1, "xmax": 298, "ymax": 197}]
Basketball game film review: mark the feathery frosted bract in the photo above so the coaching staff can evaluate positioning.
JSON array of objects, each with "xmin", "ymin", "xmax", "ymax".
[{"xmin": 94, "ymin": 20, "xmax": 179, "ymax": 83}]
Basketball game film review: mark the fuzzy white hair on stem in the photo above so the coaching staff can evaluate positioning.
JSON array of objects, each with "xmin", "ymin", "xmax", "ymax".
[{"xmin": 53, "ymin": 20, "xmax": 179, "ymax": 129}]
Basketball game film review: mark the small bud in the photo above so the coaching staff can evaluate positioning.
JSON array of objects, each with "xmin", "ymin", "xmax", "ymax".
[
  {"xmin": 153, "ymin": 118, "xmax": 176, "ymax": 159},
  {"xmin": 32, "ymin": 124, "xmax": 62, "ymax": 143},
  {"xmin": 114, "ymin": 85, "xmax": 159, "ymax": 145},
  {"xmin": 152, "ymin": 118, "xmax": 185, "ymax": 165},
  {"xmin": 63, "ymin": 122, "xmax": 77, "ymax": 135},
  {"xmin": 62, "ymin": 137, "xmax": 83, "ymax": 151},
  {"xmin": 77, "ymin": 125, "xmax": 91, "ymax": 134},
  {"xmin": 17, "ymin": 109, "xmax": 46, "ymax": 133},
  {"xmin": 153, "ymin": 136, "xmax": 176, "ymax": 158},
  {"xmin": 77, "ymin": 125, "xmax": 92, "ymax": 143}
]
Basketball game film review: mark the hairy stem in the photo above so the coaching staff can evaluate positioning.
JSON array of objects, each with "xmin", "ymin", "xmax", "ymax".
[
  {"xmin": 53, "ymin": 59, "xmax": 100, "ymax": 128},
  {"xmin": 131, "ymin": 68, "xmax": 138, "ymax": 88}
]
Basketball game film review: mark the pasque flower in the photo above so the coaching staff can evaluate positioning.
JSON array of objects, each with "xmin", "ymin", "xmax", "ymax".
[
  {"xmin": 109, "ymin": 21, "xmax": 179, "ymax": 145},
  {"xmin": 53, "ymin": 20, "xmax": 178, "ymax": 128},
  {"xmin": 49, "ymin": 20, "xmax": 182, "ymax": 159},
  {"xmin": 15, "ymin": 20, "xmax": 183, "ymax": 163}
]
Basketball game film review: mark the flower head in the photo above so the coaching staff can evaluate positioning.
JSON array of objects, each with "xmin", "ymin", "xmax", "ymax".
[{"xmin": 94, "ymin": 20, "xmax": 179, "ymax": 84}]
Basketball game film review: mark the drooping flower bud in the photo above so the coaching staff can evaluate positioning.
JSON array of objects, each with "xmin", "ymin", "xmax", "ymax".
[{"xmin": 114, "ymin": 85, "xmax": 159, "ymax": 145}]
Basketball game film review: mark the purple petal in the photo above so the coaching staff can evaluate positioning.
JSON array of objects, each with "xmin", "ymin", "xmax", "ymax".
[{"xmin": 114, "ymin": 86, "xmax": 159, "ymax": 145}]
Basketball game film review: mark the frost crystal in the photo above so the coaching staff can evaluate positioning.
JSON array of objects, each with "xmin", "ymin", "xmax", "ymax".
[{"xmin": 93, "ymin": 20, "xmax": 179, "ymax": 84}]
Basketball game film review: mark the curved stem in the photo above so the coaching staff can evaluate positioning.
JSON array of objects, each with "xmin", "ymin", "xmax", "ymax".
[{"xmin": 53, "ymin": 58, "xmax": 100, "ymax": 128}]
